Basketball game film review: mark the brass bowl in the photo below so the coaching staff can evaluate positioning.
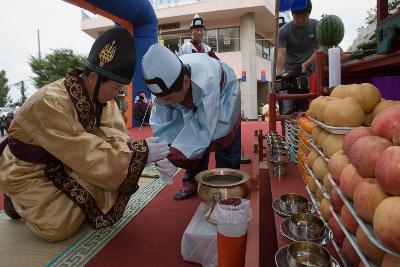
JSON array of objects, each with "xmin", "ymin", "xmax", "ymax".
[
  {"xmin": 279, "ymin": 194, "xmax": 309, "ymax": 214},
  {"xmin": 195, "ymin": 168, "xmax": 250, "ymax": 223},
  {"xmin": 287, "ymin": 241, "xmax": 331, "ymax": 267},
  {"xmin": 288, "ymin": 213, "xmax": 325, "ymax": 241}
]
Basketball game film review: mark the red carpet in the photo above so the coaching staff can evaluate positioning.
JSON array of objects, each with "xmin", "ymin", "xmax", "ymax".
[
  {"xmin": 0, "ymin": 121, "xmax": 271, "ymax": 266},
  {"xmin": 88, "ymin": 121, "xmax": 269, "ymax": 267}
]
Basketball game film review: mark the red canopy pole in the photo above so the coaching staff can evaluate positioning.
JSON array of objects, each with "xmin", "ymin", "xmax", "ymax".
[{"xmin": 268, "ymin": 0, "xmax": 281, "ymax": 132}]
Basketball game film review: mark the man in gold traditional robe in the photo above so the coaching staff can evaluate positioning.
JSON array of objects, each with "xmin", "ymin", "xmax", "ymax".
[{"xmin": 0, "ymin": 27, "xmax": 170, "ymax": 241}]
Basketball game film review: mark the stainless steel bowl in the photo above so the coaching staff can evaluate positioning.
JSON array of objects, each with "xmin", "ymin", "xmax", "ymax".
[
  {"xmin": 279, "ymin": 194, "xmax": 309, "ymax": 214},
  {"xmin": 271, "ymin": 144, "xmax": 287, "ymax": 150},
  {"xmin": 270, "ymin": 151, "xmax": 289, "ymax": 163},
  {"xmin": 287, "ymin": 241, "xmax": 331, "ymax": 267},
  {"xmin": 288, "ymin": 213, "xmax": 325, "ymax": 241},
  {"xmin": 272, "ymin": 152, "xmax": 290, "ymax": 163},
  {"xmin": 269, "ymin": 140, "xmax": 284, "ymax": 145}
]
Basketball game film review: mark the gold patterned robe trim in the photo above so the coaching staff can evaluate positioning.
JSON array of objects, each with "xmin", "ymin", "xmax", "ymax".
[
  {"xmin": 63, "ymin": 69, "xmax": 96, "ymax": 132},
  {"xmin": 45, "ymin": 140, "xmax": 148, "ymax": 229}
]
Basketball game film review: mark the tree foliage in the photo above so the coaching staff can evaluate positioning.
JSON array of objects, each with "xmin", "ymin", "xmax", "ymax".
[
  {"xmin": 351, "ymin": 0, "xmax": 400, "ymax": 52},
  {"xmin": 16, "ymin": 80, "xmax": 27, "ymax": 105},
  {"xmin": 29, "ymin": 48, "xmax": 85, "ymax": 89},
  {"xmin": 0, "ymin": 70, "xmax": 10, "ymax": 107}
]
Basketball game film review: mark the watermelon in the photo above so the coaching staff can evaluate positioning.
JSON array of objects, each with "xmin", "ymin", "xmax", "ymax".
[{"xmin": 316, "ymin": 14, "xmax": 345, "ymax": 48}]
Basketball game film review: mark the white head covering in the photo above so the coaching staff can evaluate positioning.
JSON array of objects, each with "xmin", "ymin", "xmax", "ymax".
[
  {"xmin": 190, "ymin": 14, "xmax": 205, "ymax": 29},
  {"xmin": 142, "ymin": 44, "xmax": 183, "ymax": 96}
]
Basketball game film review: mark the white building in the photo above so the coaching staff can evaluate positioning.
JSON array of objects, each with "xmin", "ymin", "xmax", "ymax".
[{"xmin": 80, "ymin": 0, "xmax": 277, "ymax": 120}]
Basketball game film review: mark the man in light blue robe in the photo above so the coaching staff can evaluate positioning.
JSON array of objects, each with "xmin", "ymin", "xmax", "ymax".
[
  {"xmin": 178, "ymin": 14, "xmax": 219, "ymax": 60},
  {"xmin": 142, "ymin": 44, "xmax": 241, "ymax": 200}
]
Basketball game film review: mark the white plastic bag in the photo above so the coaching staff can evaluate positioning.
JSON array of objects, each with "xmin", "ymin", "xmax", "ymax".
[
  {"xmin": 210, "ymin": 198, "xmax": 252, "ymax": 232},
  {"xmin": 181, "ymin": 203, "xmax": 218, "ymax": 267}
]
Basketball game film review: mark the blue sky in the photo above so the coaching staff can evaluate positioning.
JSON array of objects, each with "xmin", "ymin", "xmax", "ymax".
[{"xmin": 0, "ymin": 0, "xmax": 376, "ymax": 102}]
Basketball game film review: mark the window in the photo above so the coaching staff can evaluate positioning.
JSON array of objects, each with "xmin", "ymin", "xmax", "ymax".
[
  {"xmin": 217, "ymin": 27, "xmax": 240, "ymax": 52},
  {"xmin": 256, "ymin": 34, "xmax": 272, "ymax": 60},
  {"xmin": 263, "ymin": 41, "xmax": 271, "ymax": 60},
  {"xmin": 159, "ymin": 27, "xmax": 240, "ymax": 54},
  {"xmin": 205, "ymin": 29, "xmax": 217, "ymax": 51},
  {"xmin": 256, "ymin": 37, "xmax": 263, "ymax": 58},
  {"xmin": 160, "ymin": 31, "xmax": 190, "ymax": 54}
]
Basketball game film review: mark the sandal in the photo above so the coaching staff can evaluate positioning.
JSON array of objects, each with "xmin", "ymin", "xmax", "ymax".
[
  {"xmin": 173, "ymin": 181, "xmax": 197, "ymax": 200},
  {"xmin": 173, "ymin": 189, "xmax": 196, "ymax": 200}
]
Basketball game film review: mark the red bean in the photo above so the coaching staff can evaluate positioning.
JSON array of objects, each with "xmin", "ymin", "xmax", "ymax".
[{"xmin": 219, "ymin": 198, "xmax": 241, "ymax": 206}]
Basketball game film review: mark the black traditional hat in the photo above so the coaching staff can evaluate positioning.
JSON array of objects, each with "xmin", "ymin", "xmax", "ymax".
[
  {"xmin": 190, "ymin": 14, "xmax": 205, "ymax": 30},
  {"xmin": 86, "ymin": 27, "xmax": 136, "ymax": 85}
]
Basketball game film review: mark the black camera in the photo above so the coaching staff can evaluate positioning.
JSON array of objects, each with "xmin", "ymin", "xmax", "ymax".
[{"xmin": 276, "ymin": 67, "xmax": 309, "ymax": 94}]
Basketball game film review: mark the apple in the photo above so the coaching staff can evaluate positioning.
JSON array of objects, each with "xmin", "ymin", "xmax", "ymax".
[
  {"xmin": 382, "ymin": 253, "xmax": 400, "ymax": 267},
  {"xmin": 328, "ymin": 150, "xmax": 349, "ymax": 184},
  {"xmin": 328, "ymin": 217, "xmax": 345, "ymax": 246},
  {"xmin": 342, "ymin": 237, "xmax": 361, "ymax": 266},
  {"xmin": 356, "ymin": 227, "xmax": 385, "ymax": 264},
  {"xmin": 339, "ymin": 164, "xmax": 363, "ymax": 200},
  {"xmin": 342, "ymin": 127, "xmax": 373, "ymax": 155},
  {"xmin": 349, "ymin": 136, "xmax": 392, "ymax": 178},
  {"xmin": 393, "ymin": 123, "xmax": 400, "ymax": 145},
  {"xmin": 341, "ymin": 205, "xmax": 358, "ymax": 235},
  {"xmin": 330, "ymin": 188, "xmax": 344, "ymax": 214},
  {"xmin": 373, "ymin": 197, "xmax": 400, "ymax": 252},
  {"xmin": 353, "ymin": 178, "xmax": 389, "ymax": 223},
  {"xmin": 371, "ymin": 104, "xmax": 400, "ymax": 141},
  {"xmin": 375, "ymin": 146, "xmax": 400, "ymax": 196}
]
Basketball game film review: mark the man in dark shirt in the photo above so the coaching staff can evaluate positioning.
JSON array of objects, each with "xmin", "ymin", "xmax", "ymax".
[{"xmin": 276, "ymin": 0, "xmax": 319, "ymax": 115}]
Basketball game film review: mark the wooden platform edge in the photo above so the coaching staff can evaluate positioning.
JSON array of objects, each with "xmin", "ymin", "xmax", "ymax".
[{"xmin": 245, "ymin": 189, "xmax": 260, "ymax": 267}]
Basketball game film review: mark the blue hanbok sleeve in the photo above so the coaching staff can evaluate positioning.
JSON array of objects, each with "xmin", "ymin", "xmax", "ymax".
[{"xmin": 149, "ymin": 101, "xmax": 184, "ymax": 145}]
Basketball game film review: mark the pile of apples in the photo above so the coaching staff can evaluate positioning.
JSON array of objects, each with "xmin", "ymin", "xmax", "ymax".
[{"xmin": 327, "ymin": 104, "xmax": 400, "ymax": 266}]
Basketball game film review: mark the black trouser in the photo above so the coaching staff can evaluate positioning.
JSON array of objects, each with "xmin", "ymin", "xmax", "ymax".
[{"xmin": 183, "ymin": 125, "xmax": 241, "ymax": 183}]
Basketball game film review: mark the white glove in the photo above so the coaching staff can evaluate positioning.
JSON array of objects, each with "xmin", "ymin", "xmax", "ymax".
[
  {"xmin": 145, "ymin": 137, "xmax": 159, "ymax": 144},
  {"xmin": 156, "ymin": 158, "xmax": 178, "ymax": 185},
  {"xmin": 146, "ymin": 137, "xmax": 170, "ymax": 163}
]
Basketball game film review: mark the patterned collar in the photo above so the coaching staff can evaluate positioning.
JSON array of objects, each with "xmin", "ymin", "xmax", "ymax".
[
  {"xmin": 190, "ymin": 39, "xmax": 205, "ymax": 53},
  {"xmin": 63, "ymin": 69, "xmax": 96, "ymax": 132}
]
